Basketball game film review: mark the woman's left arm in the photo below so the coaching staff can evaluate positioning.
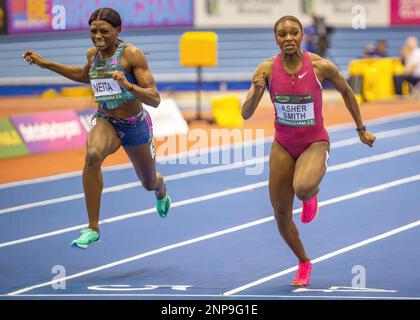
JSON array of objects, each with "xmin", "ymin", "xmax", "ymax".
[
  {"xmin": 320, "ymin": 59, "xmax": 376, "ymax": 147},
  {"xmin": 112, "ymin": 46, "xmax": 161, "ymax": 107}
]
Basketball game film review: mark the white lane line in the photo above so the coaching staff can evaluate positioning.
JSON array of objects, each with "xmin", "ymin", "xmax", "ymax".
[
  {"xmin": 5, "ymin": 216, "xmax": 273, "ymax": 296},
  {"xmin": 1, "ymin": 294, "xmax": 419, "ymax": 300},
  {"xmin": 0, "ymin": 157, "xmax": 269, "ymax": 215},
  {"xmin": 327, "ymin": 145, "xmax": 420, "ymax": 172},
  {"xmin": 6, "ymin": 174, "xmax": 420, "ymax": 296},
  {"xmin": 326, "ymin": 110, "xmax": 420, "ymax": 133},
  {"xmin": 330, "ymin": 124, "xmax": 420, "ymax": 148},
  {"xmin": 1, "ymin": 146, "xmax": 419, "ymax": 248},
  {"xmin": 0, "ymin": 136, "xmax": 270, "ymax": 189},
  {"xmin": 0, "ymin": 181, "xmax": 269, "ymax": 249},
  {"xmin": 222, "ymin": 219, "xmax": 420, "ymax": 296},
  {"xmin": 1, "ymin": 111, "xmax": 419, "ymax": 189},
  {"xmin": 1, "ymin": 144, "xmax": 419, "ymax": 248},
  {"xmin": 2, "ymin": 122, "xmax": 420, "ymax": 215}
]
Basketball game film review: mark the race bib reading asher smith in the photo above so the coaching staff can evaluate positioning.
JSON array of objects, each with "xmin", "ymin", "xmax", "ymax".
[
  {"xmin": 90, "ymin": 78, "xmax": 122, "ymax": 100},
  {"xmin": 274, "ymin": 94, "xmax": 315, "ymax": 126}
]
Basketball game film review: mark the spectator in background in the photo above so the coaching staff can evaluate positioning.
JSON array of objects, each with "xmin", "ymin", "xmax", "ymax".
[
  {"xmin": 304, "ymin": 13, "xmax": 332, "ymax": 57},
  {"xmin": 313, "ymin": 14, "xmax": 332, "ymax": 57},
  {"xmin": 303, "ymin": 23, "xmax": 317, "ymax": 53},
  {"xmin": 360, "ymin": 40, "xmax": 388, "ymax": 59},
  {"xmin": 363, "ymin": 43, "xmax": 376, "ymax": 58},
  {"xmin": 374, "ymin": 39, "xmax": 388, "ymax": 57},
  {"xmin": 400, "ymin": 36, "xmax": 418, "ymax": 65},
  {"xmin": 394, "ymin": 36, "xmax": 420, "ymax": 95}
]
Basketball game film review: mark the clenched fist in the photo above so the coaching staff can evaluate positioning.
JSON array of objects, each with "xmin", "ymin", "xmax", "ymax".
[
  {"xmin": 358, "ymin": 129, "xmax": 376, "ymax": 147},
  {"xmin": 22, "ymin": 50, "xmax": 48, "ymax": 68},
  {"xmin": 111, "ymin": 71, "xmax": 133, "ymax": 91},
  {"xmin": 253, "ymin": 72, "xmax": 266, "ymax": 89}
]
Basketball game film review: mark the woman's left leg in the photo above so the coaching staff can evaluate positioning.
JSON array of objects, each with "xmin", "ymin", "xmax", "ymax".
[
  {"xmin": 293, "ymin": 141, "xmax": 329, "ymax": 224},
  {"xmin": 288, "ymin": 141, "xmax": 329, "ymax": 285},
  {"xmin": 124, "ymin": 142, "xmax": 170, "ymax": 217},
  {"xmin": 293, "ymin": 141, "xmax": 330, "ymax": 201}
]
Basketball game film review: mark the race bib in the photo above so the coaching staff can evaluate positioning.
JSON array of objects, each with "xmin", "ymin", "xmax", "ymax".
[
  {"xmin": 274, "ymin": 94, "xmax": 315, "ymax": 127},
  {"xmin": 90, "ymin": 78, "xmax": 122, "ymax": 99}
]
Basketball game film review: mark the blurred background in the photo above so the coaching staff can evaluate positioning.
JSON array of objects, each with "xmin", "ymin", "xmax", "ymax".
[{"xmin": 0, "ymin": 0, "xmax": 419, "ymax": 183}]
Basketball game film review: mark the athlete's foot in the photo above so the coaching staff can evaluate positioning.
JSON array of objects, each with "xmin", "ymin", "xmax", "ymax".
[
  {"xmin": 71, "ymin": 228, "xmax": 100, "ymax": 249},
  {"xmin": 156, "ymin": 191, "xmax": 171, "ymax": 218},
  {"xmin": 301, "ymin": 194, "xmax": 319, "ymax": 224},
  {"xmin": 292, "ymin": 261, "xmax": 312, "ymax": 286}
]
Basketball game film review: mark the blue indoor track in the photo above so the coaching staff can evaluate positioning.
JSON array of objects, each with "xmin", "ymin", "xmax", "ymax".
[{"xmin": 1, "ymin": 112, "xmax": 420, "ymax": 300}]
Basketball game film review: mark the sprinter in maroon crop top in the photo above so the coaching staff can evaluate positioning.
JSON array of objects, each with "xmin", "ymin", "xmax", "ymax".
[{"xmin": 241, "ymin": 15, "xmax": 376, "ymax": 287}]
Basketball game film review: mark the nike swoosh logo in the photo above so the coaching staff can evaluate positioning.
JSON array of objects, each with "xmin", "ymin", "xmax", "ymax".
[{"xmin": 298, "ymin": 72, "xmax": 308, "ymax": 79}]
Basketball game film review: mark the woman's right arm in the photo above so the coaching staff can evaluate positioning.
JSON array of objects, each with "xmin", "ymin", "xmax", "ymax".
[
  {"xmin": 22, "ymin": 48, "xmax": 96, "ymax": 84},
  {"xmin": 241, "ymin": 60, "xmax": 271, "ymax": 120}
]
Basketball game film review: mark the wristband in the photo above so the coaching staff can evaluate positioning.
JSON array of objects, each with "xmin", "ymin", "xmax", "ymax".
[{"xmin": 356, "ymin": 126, "xmax": 366, "ymax": 132}]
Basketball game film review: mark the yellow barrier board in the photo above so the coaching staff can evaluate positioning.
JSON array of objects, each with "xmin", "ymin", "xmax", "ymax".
[
  {"xmin": 60, "ymin": 86, "xmax": 93, "ymax": 97},
  {"xmin": 349, "ymin": 58, "xmax": 404, "ymax": 102},
  {"xmin": 211, "ymin": 95, "xmax": 243, "ymax": 128},
  {"xmin": 180, "ymin": 32, "xmax": 218, "ymax": 67}
]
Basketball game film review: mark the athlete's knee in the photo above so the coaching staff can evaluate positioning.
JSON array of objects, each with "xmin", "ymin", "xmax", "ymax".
[
  {"xmin": 294, "ymin": 184, "xmax": 315, "ymax": 201},
  {"xmin": 85, "ymin": 149, "xmax": 103, "ymax": 167}
]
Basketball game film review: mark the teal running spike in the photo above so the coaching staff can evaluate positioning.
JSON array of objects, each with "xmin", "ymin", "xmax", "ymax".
[
  {"xmin": 71, "ymin": 228, "xmax": 100, "ymax": 249},
  {"xmin": 156, "ymin": 192, "xmax": 171, "ymax": 218}
]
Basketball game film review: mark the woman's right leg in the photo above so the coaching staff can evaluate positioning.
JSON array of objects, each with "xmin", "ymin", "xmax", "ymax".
[
  {"xmin": 83, "ymin": 118, "xmax": 121, "ymax": 231},
  {"xmin": 269, "ymin": 141, "xmax": 310, "ymax": 263}
]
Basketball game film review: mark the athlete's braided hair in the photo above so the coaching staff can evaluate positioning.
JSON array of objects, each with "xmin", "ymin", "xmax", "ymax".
[{"xmin": 89, "ymin": 7, "xmax": 121, "ymax": 28}]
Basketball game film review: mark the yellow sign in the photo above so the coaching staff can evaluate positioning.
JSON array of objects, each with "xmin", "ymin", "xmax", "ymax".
[
  {"xmin": 180, "ymin": 32, "xmax": 218, "ymax": 67},
  {"xmin": 0, "ymin": 131, "xmax": 23, "ymax": 146},
  {"xmin": 349, "ymin": 58, "xmax": 404, "ymax": 102},
  {"xmin": 211, "ymin": 95, "xmax": 243, "ymax": 128},
  {"xmin": 0, "ymin": 118, "xmax": 29, "ymax": 159},
  {"xmin": 28, "ymin": 0, "xmax": 50, "ymax": 22}
]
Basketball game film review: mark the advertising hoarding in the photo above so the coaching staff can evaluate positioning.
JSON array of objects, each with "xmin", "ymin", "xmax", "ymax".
[{"xmin": 7, "ymin": 0, "xmax": 194, "ymax": 34}]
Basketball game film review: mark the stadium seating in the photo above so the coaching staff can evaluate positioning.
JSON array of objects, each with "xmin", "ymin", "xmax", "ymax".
[{"xmin": 0, "ymin": 27, "xmax": 417, "ymax": 94}]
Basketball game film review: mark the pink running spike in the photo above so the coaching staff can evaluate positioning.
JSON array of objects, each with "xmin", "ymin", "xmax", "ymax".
[
  {"xmin": 292, "ymin": 261, "xmax": 312, "ymax": 286},
  {"xmin": 301, "ymin": 194, "xmax": 319, "ymax": 224}
]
